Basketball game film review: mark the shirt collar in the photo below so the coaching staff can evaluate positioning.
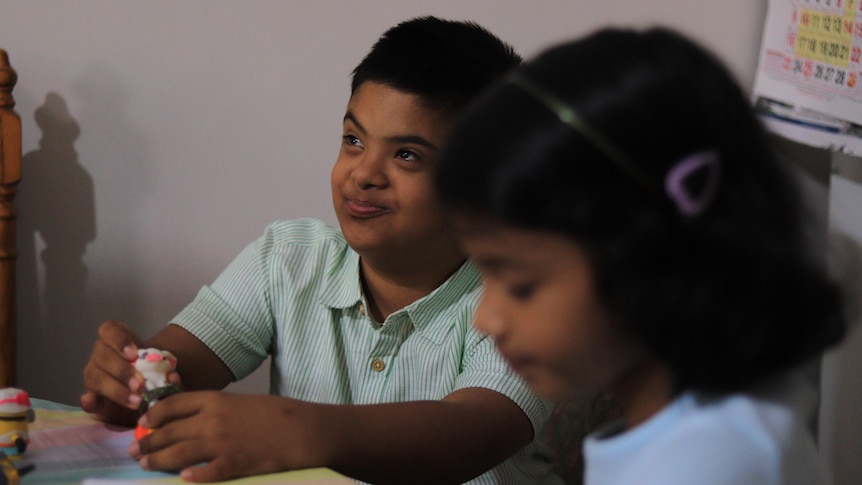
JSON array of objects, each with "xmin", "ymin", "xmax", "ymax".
[
  {"xmin": 318, "ymin": 247, "xmax": 362, "ymax": 309},
  {"xmin": 404, "ymin": 260, "xmax": 481, "ymax": 335},
  {"xmin": 319, "ymin": 251, "xmax": 481, "ymax": 336}
]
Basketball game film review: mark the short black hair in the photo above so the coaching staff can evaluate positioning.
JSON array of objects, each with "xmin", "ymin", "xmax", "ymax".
[
  {"xmin": 351, "ymin": 16, "xmax": 521, "ymax": 116},
  {"xmin": 436, "ymin": 27, "xmax": 846, "ymax": 393}
]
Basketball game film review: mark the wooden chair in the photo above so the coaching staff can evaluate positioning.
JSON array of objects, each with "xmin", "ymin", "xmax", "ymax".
[{"xmin": 0, "ymin": 48, "xmax": 21, "ymax": 388}]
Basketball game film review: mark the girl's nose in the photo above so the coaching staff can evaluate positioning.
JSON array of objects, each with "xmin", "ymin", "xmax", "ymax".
[{"xmin": 473, "ymin": 291, "xmax": 506, "ymax": 339}]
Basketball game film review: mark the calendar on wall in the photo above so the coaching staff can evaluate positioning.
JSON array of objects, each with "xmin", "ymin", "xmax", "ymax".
[{"xmin": 753, "ymin": 0, "xmax": 862, "ymax": 154}]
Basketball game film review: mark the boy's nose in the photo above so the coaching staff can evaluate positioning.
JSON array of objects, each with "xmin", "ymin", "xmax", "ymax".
[{"xmin": 351, "ymin": 152, "xmax": 388, "ymax": 189}]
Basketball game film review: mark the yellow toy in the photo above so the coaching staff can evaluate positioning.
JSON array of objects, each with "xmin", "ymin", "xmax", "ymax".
[
  {"xmin": 0, "ymin": 389, "xmax": 34, "ymax": 457},
  {"xmin": 0, "ymin": 451, "xmax": 34, "ymax": 485}
]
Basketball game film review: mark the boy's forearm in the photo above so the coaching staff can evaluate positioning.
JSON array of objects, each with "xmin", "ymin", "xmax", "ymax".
[
  {"xmin": 313, "ymin": 388, "xmax": 533, "ymax": 484},
  {"xmin": 145, "ymin": 324, "xmax": 234, "ymax": 391}
]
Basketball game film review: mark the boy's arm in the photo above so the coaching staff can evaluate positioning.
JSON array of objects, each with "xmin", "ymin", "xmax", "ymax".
[
  {"xmin": 81, "ymin": 322, "xmax": 234, "ymax": 426},
  {"xmin": 146, "ymin": 324, "xmax": 234, "ymax": 391},
  {"xmin": 324, "ymin": 387, "xmax": 534, "ymax": 484},
  {"xmin": 134, "ymin": 386, "xmax": 533, "ymax": 484}
]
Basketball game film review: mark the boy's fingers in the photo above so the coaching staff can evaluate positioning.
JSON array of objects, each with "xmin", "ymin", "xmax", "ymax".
[
  {"xmin": 180, "ymin": 458, "xmax": 235, "ymax": 483},
  {"xmin": 79, "ymin": 391, "xmax": 102, "ymax": 413},
  {"xmin": 97, "ymin": 320, "xmax": 141, "ymax": 359},
  {"xmin": 166, "ymin": 371, "xmax": 182, "ymax": 387},
  {"xmin": 80, "ymin": 391, "xmax": 140, "ymax": 425},
  {"xmin": 140, "ymin": 440, "xmax": 211, "ymax": 477},
  {"xmin": 137, "ymin": 416, "xmax": 213, "ymax": 468},
  {"xmin": 83, "ymin": 360, "xmax": 143, "ymax": 410},
  {"xmin": 141, "ymin": 436, "xmax": 239, "ymax": 483},
  {"xmin": 92, "ymin": 338, "xmax": 142, "ymax": 386},
  {"xmin": 140, "ymin": 392, "xmax": 202, "ymax": 428},
  {"xmin": 84, "ymin": 338, "xmax": 145, "ymax": 409}
]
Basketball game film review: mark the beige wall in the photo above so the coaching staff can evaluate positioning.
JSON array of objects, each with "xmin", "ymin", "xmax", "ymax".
[{"xmin": 0, "ymin": 0, "xmax": 768, "ymax": 401}]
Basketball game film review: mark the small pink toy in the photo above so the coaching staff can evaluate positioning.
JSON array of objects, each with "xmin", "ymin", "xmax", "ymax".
[
  {"xmin": 132, "ymin": 348, "xmax": 182, "ymax": 440},
  {"xmin": 134, "ymin": 348, "xmax": 177, "ymax": 393}
]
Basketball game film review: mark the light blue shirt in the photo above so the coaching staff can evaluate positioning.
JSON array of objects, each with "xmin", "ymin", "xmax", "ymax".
[{"xmin": 584, "ymin": 374, "xmax": 829, "ymax": 485}]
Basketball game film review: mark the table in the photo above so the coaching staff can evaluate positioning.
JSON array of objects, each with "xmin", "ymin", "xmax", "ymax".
[{"xmin": 18, "ymin": 399, "xmax": 353, "ymax": 484}]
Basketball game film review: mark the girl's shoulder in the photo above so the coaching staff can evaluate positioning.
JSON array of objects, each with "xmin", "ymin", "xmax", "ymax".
[{"xmin": 584, "ymin": 379, "xmax": 828, "ymax": 485}]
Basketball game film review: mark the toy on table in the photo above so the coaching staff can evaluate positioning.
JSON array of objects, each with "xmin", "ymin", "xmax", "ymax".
[
  {"xmin": 132, "ymin": 348, "xmax": 183, "ymax": 440},
  {"xmin": 0, "ymin": 451, "xmax": 34, "ymax": 485},
  {"xmin": 0, "ymin": 389, "xmax": 34, "ymax": 458}
]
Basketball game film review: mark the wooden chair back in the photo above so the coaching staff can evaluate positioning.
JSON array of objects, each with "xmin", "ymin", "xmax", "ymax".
[{"xmin": 0, "ymin": 48, "xmax": 21, "ymax": 387}]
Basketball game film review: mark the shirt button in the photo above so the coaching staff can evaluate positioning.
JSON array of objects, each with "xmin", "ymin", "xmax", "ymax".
[
  {"xmin": 371, "ymin": 358, "xmax": 385, "ymax": 372},
  {"xmin": 359, "ymin": 303, "xmax": 366, "ymax": 316}
]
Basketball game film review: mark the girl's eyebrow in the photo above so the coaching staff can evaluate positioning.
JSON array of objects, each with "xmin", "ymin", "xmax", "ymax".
[
  {"xmin": 343, "ymin": 111, "xmax": 440, "ymax": 151},
  {"xmin": 473, "ymin": 254, "xmax": 522, "ymax": 272}
]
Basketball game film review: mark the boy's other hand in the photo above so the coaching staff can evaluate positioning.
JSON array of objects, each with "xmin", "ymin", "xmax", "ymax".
[
  {"xmin": 130, "ymin": 392, "xmax": 323, "ymax": 482},
  {"xmin": 81, "ymin": 320, "xmax": 148, "ymax": 425}
]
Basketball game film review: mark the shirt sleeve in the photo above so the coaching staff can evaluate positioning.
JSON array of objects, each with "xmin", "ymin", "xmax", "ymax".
[
  {"xmin": 171, "ymin": 230, "xmax": 276, "ymax": 381},
  {"xmin": 455, "ymin": 325, "xmax": 552, "ymax": 437}
]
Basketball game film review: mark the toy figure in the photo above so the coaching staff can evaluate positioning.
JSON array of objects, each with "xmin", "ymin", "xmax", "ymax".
[
  {"xmin": 132, "ymin": 348, "xmax": 182, "ymax": 440},
  {"xmin": 0, "ymin": 389, "xmax": 34, "ymax": 458},
  {"xmin": 0, "ymin": 451, "xmax": 34, "ymax": 485}
]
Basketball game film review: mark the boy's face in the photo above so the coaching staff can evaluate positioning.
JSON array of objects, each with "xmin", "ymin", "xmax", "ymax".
[
  {"xmin": 332, "ymin": 81, "xmax": 459, "ymax": 264},
  {"xmin": 453, "ymin": 214, "xmax": 650, "ymax": 402}
]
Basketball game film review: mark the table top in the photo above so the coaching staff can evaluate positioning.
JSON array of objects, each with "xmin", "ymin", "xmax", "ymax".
[{"xmin": 17, "ymin": 399, "xmax": 352, "ymax": 485}]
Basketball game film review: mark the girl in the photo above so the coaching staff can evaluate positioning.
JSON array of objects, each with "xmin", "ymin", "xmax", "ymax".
[{"xmin": 435, "ymin": 28, "xmax": 847, "ymax": 485}]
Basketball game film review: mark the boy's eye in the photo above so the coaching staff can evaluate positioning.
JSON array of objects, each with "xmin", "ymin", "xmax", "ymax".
[
  {"xmin": 396, "ymin": 149, "xmax": 418, "ymax": 162},
  {"xmin": 343, "ymin": 135, "xmax": 363, "ymax": 148}
]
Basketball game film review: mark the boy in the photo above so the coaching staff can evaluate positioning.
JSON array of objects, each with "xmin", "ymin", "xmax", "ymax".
[{"xmin": 81, "ymin": 17, "xmax": 555, "ymax": 484}]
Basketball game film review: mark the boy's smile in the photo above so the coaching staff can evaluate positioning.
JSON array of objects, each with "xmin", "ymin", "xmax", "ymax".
[
  {"xmin": 331, "ymin": 81, "xmax": 462, "ymax": 270},
  {"xmin": 344, "ymin": 198, "xmax": 389, "ymax": 218}
]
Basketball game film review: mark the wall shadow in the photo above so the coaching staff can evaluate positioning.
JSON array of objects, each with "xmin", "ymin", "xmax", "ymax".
[
  {"xmin": 16, "ymin": 63, "xmax": 153, "ymax": 405},
  {"xmin": 17, "ymin": 92, "xmax": 96, "ymax": 404}
]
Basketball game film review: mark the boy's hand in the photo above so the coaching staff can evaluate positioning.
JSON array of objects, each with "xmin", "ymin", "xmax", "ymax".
[
  {"xmin": 81, "ymin": 321, "xmax": 157, "ymax": 425},
  {"xmin": 82, "ymin": 321, "xmax": 232, "ymax": 428},
  {"xmin": 129, "ymin": 388, "xmax": 532, "ymax": 484},
  {"xmin": 130, "ymin": 392, "xmax": 324, "ymax": 483}
]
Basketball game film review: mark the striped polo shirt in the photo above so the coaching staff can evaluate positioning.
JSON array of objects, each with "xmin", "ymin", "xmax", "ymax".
[{"xmin": 171, "ymin": 218, "xmax": 556, "ymax": 484}]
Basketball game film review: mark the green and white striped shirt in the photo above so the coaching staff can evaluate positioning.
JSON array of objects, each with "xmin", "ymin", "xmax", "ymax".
[{"xmin": 172, "ymin": 218, "xmax": 556, "ymax": 484}]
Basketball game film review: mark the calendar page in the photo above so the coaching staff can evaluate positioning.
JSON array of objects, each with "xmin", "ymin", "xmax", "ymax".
[
  {"xmin": 754, "ymin": 0, "xmax": 862, "ymax": 124},
  {"xmin": 753, "ymin": 0, "xmax": 862, "ymax": 154}
]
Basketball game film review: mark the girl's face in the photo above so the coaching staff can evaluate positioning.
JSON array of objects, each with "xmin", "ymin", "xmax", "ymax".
[{"xmin": 454, "ymin": 215, "xmax": 653, "ymax": 402}]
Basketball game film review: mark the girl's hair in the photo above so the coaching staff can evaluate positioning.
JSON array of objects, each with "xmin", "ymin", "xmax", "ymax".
[{"xmin": 435, "ymin": 27, "xmax": 846, "ymax": 392}]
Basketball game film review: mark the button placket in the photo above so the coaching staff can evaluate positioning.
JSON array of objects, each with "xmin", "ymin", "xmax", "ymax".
[
  {"xmin": 367, "ymin": 316, "xmax": 404, "ymax": 377},
  {"xmin": 370, "ymin": 358, "xmax": 385, "ymax": 372}
]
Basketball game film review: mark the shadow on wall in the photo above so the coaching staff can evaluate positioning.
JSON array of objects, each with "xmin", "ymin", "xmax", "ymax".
[{"xmin": 16, "ymin": 92, "xmax": 96, "ymax": 404}]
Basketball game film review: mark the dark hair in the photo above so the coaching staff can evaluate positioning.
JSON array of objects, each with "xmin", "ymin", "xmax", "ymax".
[
  {"xmin": 351, "ymin": 16, "xmax": 521, "ymax": 116},
  {"xmin": 435, "ymin": 27, "xmax": 846, "ymax": 392}
]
